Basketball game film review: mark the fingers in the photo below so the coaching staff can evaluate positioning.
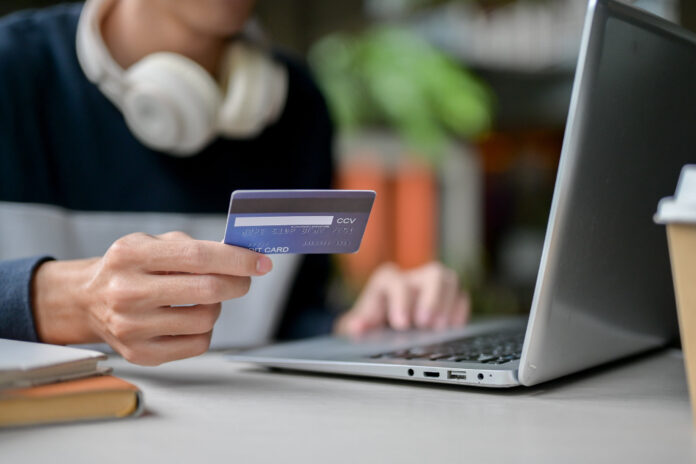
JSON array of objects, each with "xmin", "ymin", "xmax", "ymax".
[
  {"xmin": 336, "ymin": 262, "xmax": 471, "ymax": 336},
  {"xmin": 363, "ymin": 264, "xmax": 417, "ymax": 332},
  {"xmin": 449, "ymin": 293, "xmax": 471, "ymax": 327},
  {"xmin": 155, "ymin": 304, "xmax": 222, "ymax": 337},
  {"xmin": 337, "ymin": 264, "xmax": 417, "ymax": 336},
  {"xmin": 104, "ymin": 232, "xmax": 272, "ymax": 277},
  {"xmin": 86, "ymin": 230, "xmax": 271, "ymax": 366},
  {"xmin": 147, "ymin": 239, "xmax": 271, "ymax": 276},
  {"xmin": 156, "ymin": 231, "xmax": 193, "ymax": 241},
  {"xmin": 146, "ymin": 332, "xmax": 215, "ymax": 364},
  {"xmin": 336, "ymin": 287, "xmax": 388, "ymax": 336},
  {"xmin": 335, "ymin": 310, "xmax": 385, "ymax": 336},
  {"xmin": 115, "ymin": 331, "xmax": 215, "ymax": 366},
  {"xmin": 96, "ymin": 302, "xmax": 221, "ymax": 365},
  {"xmin": 336, "ymin": 264, "xmax": 415, "ymax": 336},
  {"xmin": 409, "ymin": 263, "xmax": 459, "ymax": 329},
  {"xmin": 145, "ymin": 273, "xmax": 252, "ymax": 306},
  {"xmin": 104, "ymin": 304, "xmax": 222, "ymax": 341},
  {"xmin": 384, "ymin": 273, "xmax": 415, "ymax": 331}
]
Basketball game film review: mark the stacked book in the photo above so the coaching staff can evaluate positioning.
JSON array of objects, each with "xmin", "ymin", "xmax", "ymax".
[{"xmin": 0, "ymin": 338, "xmax": 142, "ymax": 428}]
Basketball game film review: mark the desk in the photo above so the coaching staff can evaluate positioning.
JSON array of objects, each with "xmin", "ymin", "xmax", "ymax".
[{"xmin": 2, "ymin": 349, "xmax": 694, "ymax": 463}]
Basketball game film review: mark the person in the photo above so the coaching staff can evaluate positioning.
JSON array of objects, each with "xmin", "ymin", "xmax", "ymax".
[{"xmin": 0, "ymin": 0, "xmax": 470, "ymax": 366}]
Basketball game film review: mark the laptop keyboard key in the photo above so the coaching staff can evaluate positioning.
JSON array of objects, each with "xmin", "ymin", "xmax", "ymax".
[{"xmin": 370, "ymin": 330, "xmax": 525, "ymax": 365}]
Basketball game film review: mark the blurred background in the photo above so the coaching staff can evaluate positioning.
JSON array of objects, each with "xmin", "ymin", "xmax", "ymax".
[{"xmin": 2, "ymin": 0, "xmax": 692, "ymax": 316}]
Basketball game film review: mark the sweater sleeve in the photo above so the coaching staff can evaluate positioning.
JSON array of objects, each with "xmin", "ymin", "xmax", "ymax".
[{"xmin": 0, "ymin": 256, "xmax": 54, "ymax": 341}]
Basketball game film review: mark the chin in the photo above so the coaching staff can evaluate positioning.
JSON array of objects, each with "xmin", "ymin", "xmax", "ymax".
[{"xmin": 170, "ymin": 0, "xmax": 256, "ymax": 37}]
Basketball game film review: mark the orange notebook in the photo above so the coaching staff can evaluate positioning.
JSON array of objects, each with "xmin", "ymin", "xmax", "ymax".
[{"xmin": 0, "ymin": 375, "xmax": 143, "ymax": 428}]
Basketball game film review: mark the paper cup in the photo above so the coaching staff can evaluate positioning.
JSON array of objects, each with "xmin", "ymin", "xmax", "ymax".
[{"xmin": 655, "ymin": 165, "xmax": 696, "ymax": 422}]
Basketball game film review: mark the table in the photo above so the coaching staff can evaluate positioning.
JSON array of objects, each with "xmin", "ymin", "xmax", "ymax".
[{"xmin": 2, "ymin": 349, "xmax": 694, "ymax": 463}]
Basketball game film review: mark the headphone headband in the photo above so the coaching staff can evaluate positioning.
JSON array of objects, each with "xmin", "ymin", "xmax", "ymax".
[
  {"xmin": 76, "ymin": 0, "xmax": 128, "ymax": 106},
  {"xmin": 76, "ymin": 0, "xmax": 288, "ymax": 155}
]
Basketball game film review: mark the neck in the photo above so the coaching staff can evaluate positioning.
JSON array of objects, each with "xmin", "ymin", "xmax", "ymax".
[{"xmin": 101, "ymin": 0, "xmax": 227, "ymax": 76}]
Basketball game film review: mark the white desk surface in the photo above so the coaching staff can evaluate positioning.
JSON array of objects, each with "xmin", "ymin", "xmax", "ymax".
[{"xmin": 2, "ymin": 349, "xmax": 694, "ymax": 463}]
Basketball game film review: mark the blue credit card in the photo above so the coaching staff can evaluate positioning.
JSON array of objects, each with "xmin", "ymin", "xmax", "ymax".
[{"xmin": 223, "ymin": 190, "xmax": 376, "ymax": 254}]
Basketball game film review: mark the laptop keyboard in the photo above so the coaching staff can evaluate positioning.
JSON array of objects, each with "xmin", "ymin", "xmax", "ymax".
[{"xmin": 368, "ymin": 330, "xmax": 525, "ymax": 365}]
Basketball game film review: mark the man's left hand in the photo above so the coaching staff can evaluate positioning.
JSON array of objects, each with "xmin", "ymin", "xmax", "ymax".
[{"xmin": 334, "ymin": 262, "xmax": 470, "ymax": 336}]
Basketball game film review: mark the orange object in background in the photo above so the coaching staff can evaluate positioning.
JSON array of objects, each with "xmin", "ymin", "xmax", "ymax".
[
  {"xmin": 336, "ymin": 156, "xmax": 392, "ymax": 288},
  {"xmin": 336, "ymin": 154, "xmax": 438, "ymax": 288},
  {"xmin": 394, "ymin": 160, "xmax": 437, "ymax": 269},
  {"xmin": 478, "ymin": 129, "xmax": 562, "ymax": 175}
]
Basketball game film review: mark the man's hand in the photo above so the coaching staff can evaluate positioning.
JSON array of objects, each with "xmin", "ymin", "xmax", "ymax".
[
  {"xmin": 334, "ymin": 262, "xmax": 470, "ymax": 336},
  {"xmin": 32, "ymin": 231, "xmax": 272, "ymax": 365}
]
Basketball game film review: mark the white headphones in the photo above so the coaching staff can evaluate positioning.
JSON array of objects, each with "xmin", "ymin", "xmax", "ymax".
[{"xmin": 76, "ymin": 0, "xmax": 288, "ymax": 156}]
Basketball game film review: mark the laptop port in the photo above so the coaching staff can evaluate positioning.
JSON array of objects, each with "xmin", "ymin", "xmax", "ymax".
[
  {"xmin": 423, "ymin": 371, "xmax": 440, "ymax": 378},
  {"xmin": 447, "ymin": 370, "xmax": 467, "ymax": 380}
]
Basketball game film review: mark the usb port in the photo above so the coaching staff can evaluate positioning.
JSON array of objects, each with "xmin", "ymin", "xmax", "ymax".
[
  {"xmin": 447, "ymin": 370, "xmax": 467, "ymax": 380},
  {"xmin": 423, "ymin": 371, "xmax": 440, "ymax": 378}
]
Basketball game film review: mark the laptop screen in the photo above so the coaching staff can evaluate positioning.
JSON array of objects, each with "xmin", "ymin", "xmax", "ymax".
[{"xmin": 522, "ymin": 0, "xmax": 692, "ymax": 385}]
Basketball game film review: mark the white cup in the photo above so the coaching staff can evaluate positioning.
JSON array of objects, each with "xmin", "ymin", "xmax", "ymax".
[{"xmin": 655, "ymin": 164, "xmax": 696, "ymax": 423}]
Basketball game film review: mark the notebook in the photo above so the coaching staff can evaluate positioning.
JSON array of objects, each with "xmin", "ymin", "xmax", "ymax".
[
  {"xmin": 0, "ymin": 338, "xmax": 109, "ymax": 389},
  {"xmin": 0, "ymin": 375, "xmax": 143, "ymax": 427}
]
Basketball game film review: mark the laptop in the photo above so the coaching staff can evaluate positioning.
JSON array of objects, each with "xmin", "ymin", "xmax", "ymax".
[{"xmin": 228, "ymin": 0, "xmax": 693, "ymax": 387}]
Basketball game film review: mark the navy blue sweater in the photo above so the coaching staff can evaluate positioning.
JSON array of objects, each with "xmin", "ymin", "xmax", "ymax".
[{"xmin": 0, "ymin": 4, "xmax": 335, "ymax": 341}]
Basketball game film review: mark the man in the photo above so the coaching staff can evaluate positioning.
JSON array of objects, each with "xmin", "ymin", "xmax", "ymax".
[{"xmin": 0, "ymin": 0, "xmax": 470, "ymax": 365}]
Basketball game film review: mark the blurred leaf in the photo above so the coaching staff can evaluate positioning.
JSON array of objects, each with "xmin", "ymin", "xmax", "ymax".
[{"xmin": 309, "ymin": 25, "xmax": 494, "ymax": 163}]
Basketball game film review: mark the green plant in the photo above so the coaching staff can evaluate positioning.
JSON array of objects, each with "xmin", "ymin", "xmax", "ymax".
[{"xmin": 309, "ymin": 26, "xmax": 494, "ymax": 162}]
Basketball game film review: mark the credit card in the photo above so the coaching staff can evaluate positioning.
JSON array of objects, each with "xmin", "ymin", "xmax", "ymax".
[{"xmin": 223, "ymin": 190, "xmax": 376, "ymax": 254}]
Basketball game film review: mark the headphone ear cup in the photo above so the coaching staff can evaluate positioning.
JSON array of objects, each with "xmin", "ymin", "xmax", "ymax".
[
  {"xmin": 218, "ymin": 44, "xmax": 287, "ymax": 138},
  {"xmin": 123, "ymin": 53, "xmax": 222, "ymax": 155}
]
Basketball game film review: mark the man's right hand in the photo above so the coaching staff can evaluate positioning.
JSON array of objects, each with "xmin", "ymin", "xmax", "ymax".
[{"xmin": 31, "ymin": 231, "xmax": 272, "ymax": 365}]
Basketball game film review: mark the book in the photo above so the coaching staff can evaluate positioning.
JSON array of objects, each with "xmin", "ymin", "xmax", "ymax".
[
  {"xmin": 0, "ymin": 338, "xmax": 108, "ymax": 390},
  {"xmin": 0, "ymin": 375, "xmax": 143, "ymax": 427}
]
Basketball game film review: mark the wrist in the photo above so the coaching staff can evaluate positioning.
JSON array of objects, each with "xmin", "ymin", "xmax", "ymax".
[{"xmin": 31, "ymin": 258, "xmax": 101, "ymax": 345}]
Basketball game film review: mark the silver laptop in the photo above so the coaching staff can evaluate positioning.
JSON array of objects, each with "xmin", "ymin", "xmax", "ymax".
[{"xmin": 228, "ymin": 0, "xmax": 693, "ymax": 387}]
